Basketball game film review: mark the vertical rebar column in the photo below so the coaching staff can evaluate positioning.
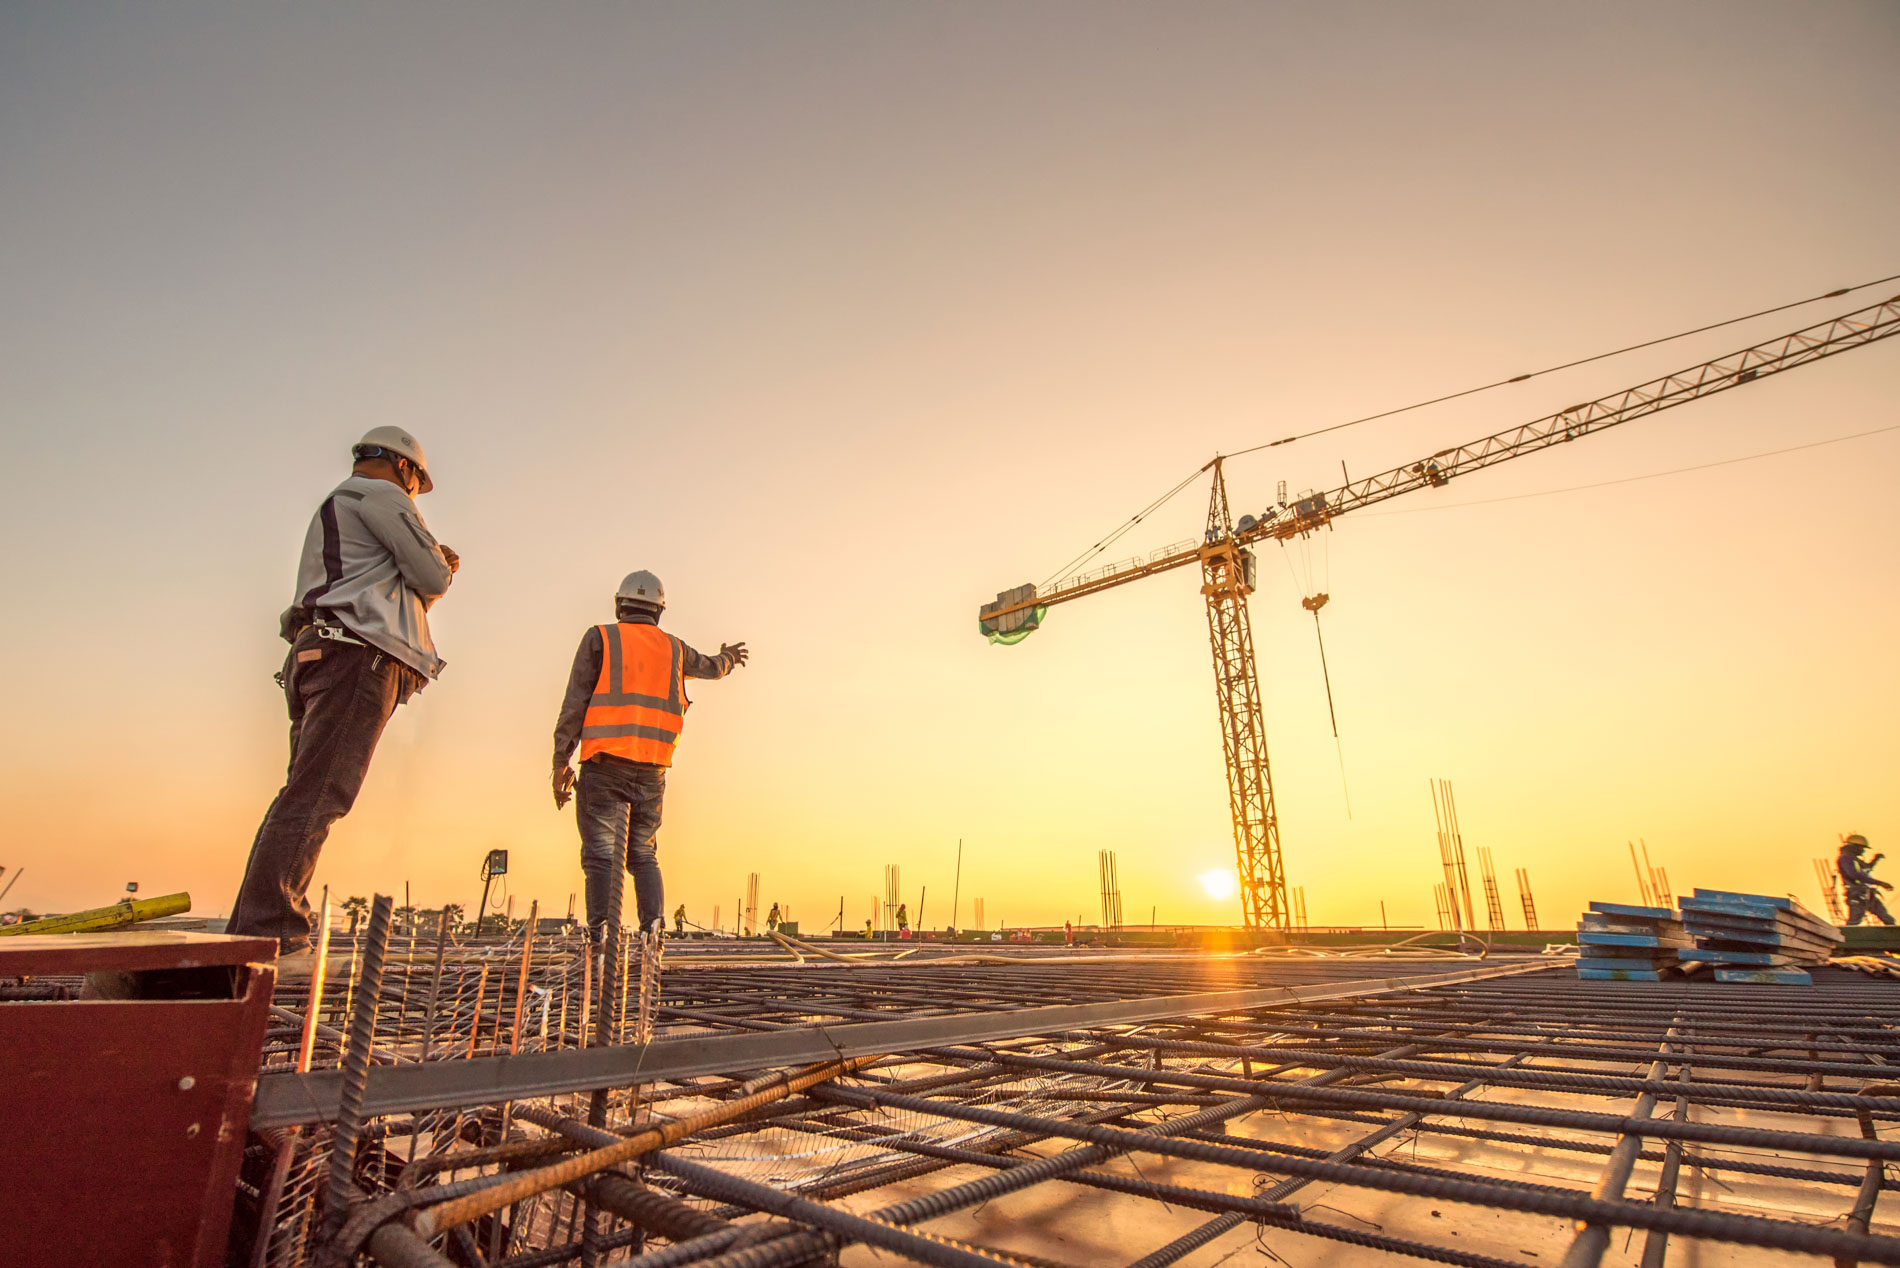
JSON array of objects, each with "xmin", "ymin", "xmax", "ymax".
[
  {"xmin": 321, "ymin": 892, "xmax": 393, "ymax": 1244},
  {"xmin": 511, "ymin": 900, "xmax": 539, "ymax": 1053},
  {"xmin": 582, "ymin": 842, "xmax": 627, "ymax": 1268},
  {"xmin": 249, "ymin": 892, "xmax": 336, "ymax": 1268},
  {"xmin": 419, "ymin": 909, "xmax": 449, "ymax": 1062},
  {"xmin": 1445, "ymin": 781, "xmax": 1476, "ymax": 930}
]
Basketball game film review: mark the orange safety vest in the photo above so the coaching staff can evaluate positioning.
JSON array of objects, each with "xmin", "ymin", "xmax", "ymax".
[{"xmin": 578, "ymin": 623, "xmax": 688, "ymax": 767}]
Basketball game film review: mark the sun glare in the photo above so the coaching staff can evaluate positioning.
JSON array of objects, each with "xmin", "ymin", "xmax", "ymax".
[{"xmin": 1199, "ymin": 868, "xmax": 1237, "ymax": 901}]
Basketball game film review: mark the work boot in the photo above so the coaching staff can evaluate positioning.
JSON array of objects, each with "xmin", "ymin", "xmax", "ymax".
[{"xmin": 273, "ymin": 948, "xmax": 332, "ymax": 983}]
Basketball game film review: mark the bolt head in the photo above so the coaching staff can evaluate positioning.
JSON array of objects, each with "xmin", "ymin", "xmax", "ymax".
[{"xmin": 177, "ymin": 1076, "xmax": 196, "ymax": 1091}]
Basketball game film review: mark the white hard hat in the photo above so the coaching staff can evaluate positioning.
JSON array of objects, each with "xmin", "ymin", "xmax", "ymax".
[
  {"xmin": 616, "ymin": 570, "xmax": 666, "ymax": 610},
  {"xmin": 354, "ymin": 426, "xmax": 434, "ymax": 494}
]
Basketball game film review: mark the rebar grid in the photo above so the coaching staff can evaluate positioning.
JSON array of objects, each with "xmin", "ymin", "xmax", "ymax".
[{"xmin": 234, "ymin": 950, "xmax": 1900, "ymax": 1267}]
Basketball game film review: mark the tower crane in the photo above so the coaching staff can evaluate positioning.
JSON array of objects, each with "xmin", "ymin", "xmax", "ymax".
[{"xmin": 978, "ymin": 293, "xmax": 1900, "ymax": 930}]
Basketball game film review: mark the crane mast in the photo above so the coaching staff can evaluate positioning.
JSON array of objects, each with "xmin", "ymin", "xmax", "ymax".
[
  {"xmin": 978, "ymin": 291, "xmax": 1900, "ymax": 930},
  {"xmin": 1199, "ymin": 461, "xmax": 1286, "ymax": 927}
]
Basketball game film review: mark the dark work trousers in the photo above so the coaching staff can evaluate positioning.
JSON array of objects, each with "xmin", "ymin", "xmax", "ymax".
[
  {"xmin": 228, "ymin": 628, "xmax": 419, "ymax": 952},
  {"xmin": 1847, "ymin": 886, "xmax": 1895, "ymax": 926},
  {"xmin": 575, "ymin": 757, "xmax": 667, "ymax": 938}
]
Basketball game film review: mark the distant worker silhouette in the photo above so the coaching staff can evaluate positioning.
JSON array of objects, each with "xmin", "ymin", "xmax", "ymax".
[
  {"xmin": 551, "ymin": 570, "xmax": 747, "ymax": 942},
  {"xmin": 673, "ymin": 904, "xmax": 686, "ymax": 936},
  {"xmin": 895, "ymin": 902, "xmax": 909, "ymax": 933},
  {"xmin": 766, "ymin": 902, "xmax": 781, "ymax": 933},
  {"xmin": 1838, "ymin": 834, "xmax": 1893, "ymax": 926}
]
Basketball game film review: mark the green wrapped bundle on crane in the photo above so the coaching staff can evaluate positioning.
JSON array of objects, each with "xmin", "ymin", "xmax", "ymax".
[{"xmin": 979, "ymin": 584, "xmax": 1044, "ymax": 645}]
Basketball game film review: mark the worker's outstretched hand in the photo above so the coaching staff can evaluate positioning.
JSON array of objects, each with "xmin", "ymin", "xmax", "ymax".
[
  {"xmin": 552, "ymin": 763, "xmax": 576, "ymax": 809},
  {"xmin": 721, "ymin": 641, "xmax": 750, "ymax": 668}
]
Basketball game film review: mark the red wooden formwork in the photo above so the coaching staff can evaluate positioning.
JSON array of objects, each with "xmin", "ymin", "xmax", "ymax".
[{"xmin": 0, "ymin": 931, "xmax": 276, "ymax": 1268}]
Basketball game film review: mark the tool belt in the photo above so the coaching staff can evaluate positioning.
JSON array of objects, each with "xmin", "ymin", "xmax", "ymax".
[{"xmin": 279, "ymin": 605, "xmax": 365, "ymax": 646}]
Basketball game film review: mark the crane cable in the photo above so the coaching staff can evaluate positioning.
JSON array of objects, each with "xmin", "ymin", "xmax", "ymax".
[
  {"xmin": 1039, "ymin": 271, "xmax": 1896, "ymax": 591},
  {"xmin": 1224, "ymin": 269, "xmax": 1900, "ymax": 457},
  {"xmin": 1356, "ymin": 421, "xmax": 1900, "ymax": 517},
  {"xmin": 1310, "ymin": 602, "xmax": 1353, "ymax": 820},
  {"xmin": 1279, "ymin": 538, "xmax": 1353, "ymax": 818},
  {"xmin": 1040, "ymin": 462, "xmax": 1208, "ymax": 591}
]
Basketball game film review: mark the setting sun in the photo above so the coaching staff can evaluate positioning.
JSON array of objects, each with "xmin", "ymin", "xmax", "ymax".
[{"xmin": 1199, "ymin": 868, "xmax": 1238, "ymax": 901}]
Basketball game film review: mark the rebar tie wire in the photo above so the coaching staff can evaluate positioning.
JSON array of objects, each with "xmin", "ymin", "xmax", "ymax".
[
  {"xmin": 807, "ymin": 1083, "xmax": 1900, "ymax": 1264},
  {"xmin": 631, "ymin": 1060, "xmax": 1420, "ymax": 1268},
  {"xmin": 325, "ymin": 1053, "xmax": 878, "ymax": 1262},
  {"xmin": 1045, "ymin": 1033, "xmax": 1900, "ymax": 1118},
  {"xmin": 932, "ymin": 1045, "xmax": 1900, "ymax": 1159},
  {"xmin": 506, "ymin": 1077, "xmax": 1295, "ymax": 1268}
]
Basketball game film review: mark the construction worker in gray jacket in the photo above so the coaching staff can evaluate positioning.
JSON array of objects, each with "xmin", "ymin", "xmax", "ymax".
[
  {"xmin": 228, "ymin": 428, "xmax": 458, "ymax": 970},
  {"xmin": 551, "ymin": 571, "xmax": 746, "ymax": 941},
  {"xmin": 1838, "ymin": 834, "xmax": 1893, "ymax": 926}
]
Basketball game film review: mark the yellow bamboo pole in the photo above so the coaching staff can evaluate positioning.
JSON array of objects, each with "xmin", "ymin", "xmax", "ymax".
[{"xmin": 0, "ymin": 892, "xmax": 191, "ymax": 937}]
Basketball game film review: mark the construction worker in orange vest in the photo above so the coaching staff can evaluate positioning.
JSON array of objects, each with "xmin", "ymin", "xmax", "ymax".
[{"xmin": 551, "ymin": 570, "xmax": 746, "ymax": 941}]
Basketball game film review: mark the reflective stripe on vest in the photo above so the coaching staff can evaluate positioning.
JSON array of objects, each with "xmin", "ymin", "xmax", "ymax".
[{"xmin": 578, "ymin": 623, "xmax": 686, "ymax": 766}]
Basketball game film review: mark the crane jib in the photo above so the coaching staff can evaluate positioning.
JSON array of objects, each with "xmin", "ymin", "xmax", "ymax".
[{"xmin": 977, "ymin": 292, "xmax": 1900, "ymax": 630}]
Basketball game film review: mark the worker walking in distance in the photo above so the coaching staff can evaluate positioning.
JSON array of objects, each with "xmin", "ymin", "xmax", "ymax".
[
  {"xmin": 552, "ymin": 570, "xmax": 747, "ymax": 942},
  {"xmin": 1838, "ymin": 834, "xmax": 1893, "ymax": 926},
  {"xmin": 895, "ymin": 902, "xmax": 909, "ymax": 933},
  {"xmin": 766, "ymin": 902, "xmax": 781, "ymax": 933},
  {"xmin": 673, "ymin": 904, "xmax": 687, "ymax": 936},
  {"xmin": 229, "ymin": 429, "xmax": 457, "ymax": 970}
]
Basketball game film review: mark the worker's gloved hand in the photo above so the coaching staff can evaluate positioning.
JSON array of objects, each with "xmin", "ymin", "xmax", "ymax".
[
  {"xmin": 721, "ymin": 641, "xmax": 749, "ymax": 668},
  {"xmin": 439, "ymin": 544, "xmax": 461, "ymax": 574},
  {"xmin": 552, "ymin": 763, "xmax": 576, "ymax": 809}
]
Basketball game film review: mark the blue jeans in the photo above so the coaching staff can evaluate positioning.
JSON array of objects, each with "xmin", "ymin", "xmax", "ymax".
[{"xmin": 576, "ymin": 757, "xmax": 666, "ymax": 936}]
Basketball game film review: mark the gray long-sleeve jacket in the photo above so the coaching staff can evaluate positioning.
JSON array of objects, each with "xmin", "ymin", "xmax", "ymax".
[
  {"xmin": 285, "ymin": 474, "xmax": 453, "ymax": 678},
  {"xmin": 552, "ymin": 612, "xmax": 736, "ymax": 767}
]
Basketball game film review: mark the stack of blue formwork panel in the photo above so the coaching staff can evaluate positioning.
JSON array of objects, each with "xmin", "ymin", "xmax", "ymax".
[
  {"xmin": 1676, "ymin": 889, "xmax": 1843, "ymax": 984},
  {"xmin": 1576, "ymin": 902, "xmax": 1693, "ymax": 980}
]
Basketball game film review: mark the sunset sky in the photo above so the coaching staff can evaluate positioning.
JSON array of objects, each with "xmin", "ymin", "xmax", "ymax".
[{"xmin": 2, "ymin": 3, "xmax": 1895, "ymax": 933}]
